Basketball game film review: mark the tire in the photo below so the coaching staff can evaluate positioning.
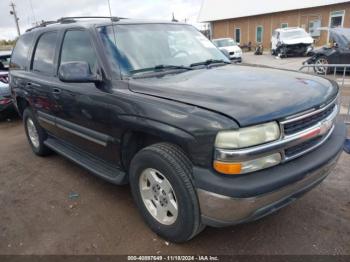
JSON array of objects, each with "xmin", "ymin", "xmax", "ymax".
[
  {"xmin": 129, "ymin": 143, "xmax": 203, "ymax": 243},
  {"xmin": 313, "ymin": 56, "xmax": 330, "ymax": 75},
  {"xmin": 23, "ymin": 108, "xmax": 51, "ymax": 156}
]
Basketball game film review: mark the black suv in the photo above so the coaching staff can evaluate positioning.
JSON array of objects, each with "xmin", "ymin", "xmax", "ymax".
[{"xmin": 10, "ymin": 17, "xmax": 347, "ymax": 243}]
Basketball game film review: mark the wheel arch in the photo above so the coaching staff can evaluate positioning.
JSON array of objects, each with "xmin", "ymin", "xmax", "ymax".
[
  {"xmin": 15, "ymin": 96, "xmax": 30, "ymax": 117},
  {"xmin": 119, "ymin": 116, "xmax": 196, "ymax": 172}
]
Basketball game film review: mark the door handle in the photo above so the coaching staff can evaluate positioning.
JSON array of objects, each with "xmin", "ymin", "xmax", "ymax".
[
  {"xmin": 52, "ymin": 88, "xmax": 62, "ymax": 95},
  {"xmin": 26, "ymin": 82, "xmax": 41, "ymax": 88}
]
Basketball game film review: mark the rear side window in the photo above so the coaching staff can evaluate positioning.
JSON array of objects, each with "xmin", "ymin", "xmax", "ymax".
[
  {"xmin": 60, "ymin": 30, "xmax": 97, "ymax": 70},
  {"xmin": 10, "ymin": 33, "xmax": 34, "ymax": 70},
  {"xmin": 32, "ymin": 32, "xmax": 58, "ymax": 75}
]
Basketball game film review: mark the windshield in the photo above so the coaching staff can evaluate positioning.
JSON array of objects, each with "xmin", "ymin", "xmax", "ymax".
[
  {"xmin": 281, "ymin": 30, "xmax": 309, "ymax": 39},
  {"xmin": 97, "ymin": 24, "xmax": 228, "ymax": 75},
  {"xmin": 213, "ymin": 39, "xmax": 237, "ymax": 47},
  {"xmin": 329, "ymin": 28, "xmax": 350, "ymax": 49}
]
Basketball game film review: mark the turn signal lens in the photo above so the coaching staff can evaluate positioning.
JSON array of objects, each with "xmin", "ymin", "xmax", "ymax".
[
  {"xmin": 214, "ymin": 153, "xmax": 281, "ymax": 175},
  {"xmin": 213, "ymin": 161, "xmax": 242, "ymax": 175}
]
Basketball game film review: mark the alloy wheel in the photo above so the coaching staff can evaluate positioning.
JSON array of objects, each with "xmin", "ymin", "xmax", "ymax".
[
  {"xmin": 139, "ymin": 168, "xmax": 178, "ymax": 225},
  {"xmin": 315, "ymin": 57, "xmax": 329, "ymax": 74},
  {"xmin": 27, "ymin": 118, "xmax": 40, "ymax": 148}
]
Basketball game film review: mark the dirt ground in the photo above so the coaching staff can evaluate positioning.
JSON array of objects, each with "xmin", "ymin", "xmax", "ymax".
[{"xmin": 0, "ymin": 115, "xmax": 349, "ymax": 255}]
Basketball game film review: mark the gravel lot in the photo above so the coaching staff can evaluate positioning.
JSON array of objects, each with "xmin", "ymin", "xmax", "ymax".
[{"xmin": 0, "ymin": 55, "xmax": 350, "ymax": 255}]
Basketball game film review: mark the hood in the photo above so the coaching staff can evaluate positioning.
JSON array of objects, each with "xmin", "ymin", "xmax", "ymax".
[
  {"xmin": 219, "ymin": 45, "xmax": 241, "ymax": 52},
  {"xmin": 282, "ymin": 36, "xmax": 314, "ymax": 45},
  {"xmin": 128, "ymin": 65, "xmax": 338, "ymax": 127},
  {"xmin": 312, "ymin": 46, "xmax": 336, "ymax": 56}
]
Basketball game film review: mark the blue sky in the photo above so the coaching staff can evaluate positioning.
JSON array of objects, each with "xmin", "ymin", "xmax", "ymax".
[{"xmin": 0, "ymin": 0, "xmax": 204, "ymax": 40}]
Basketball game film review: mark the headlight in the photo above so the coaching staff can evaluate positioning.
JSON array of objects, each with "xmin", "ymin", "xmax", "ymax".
[{"xmin": 215, "ymin": 122, "xmax": 280, "ymax": 149}]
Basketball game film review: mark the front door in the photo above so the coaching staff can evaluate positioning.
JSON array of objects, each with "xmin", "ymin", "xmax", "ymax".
[
  {"xmin": 339, "ymin": 48, "xmax": 350, "ymax": 65},
  {"xmin": 52, "ymin": 29, "xmax": 119, "ymax": 164}
]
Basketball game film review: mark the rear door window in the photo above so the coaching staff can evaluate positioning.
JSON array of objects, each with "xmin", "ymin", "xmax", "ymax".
[
  {"xmin": 32, "ymin": 31, "xmax": 58, "ymax": 75},
  {"xmin": 10, "ymin": 33, "xmax": 35, "ymax": 70},
  {"xmin": 60, "ymin": 30, "xmax": 97, "ymax": 70}
]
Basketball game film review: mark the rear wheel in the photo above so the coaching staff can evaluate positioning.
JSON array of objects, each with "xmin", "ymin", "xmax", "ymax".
[
  {"xmin": 23, "ymin": 108, "xmax": 51, "ymax": 156},
  {"xmin": 129, "ymin": 143, "xmax": 203, "ymax": 243},
  {"xmin": 314, "ymin": 56, "xmax": 330, "ymax": 74}
]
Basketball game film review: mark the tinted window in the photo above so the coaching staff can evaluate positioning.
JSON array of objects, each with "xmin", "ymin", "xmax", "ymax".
[
  {"xmin": 10, "ymin": 33, "xmax": 34, "ymax": 70},
  {"xmin": 98, "ymin": 24, "xmax": 227, "ymax": 75},
  {"xmin": 60, "ymin": 30, "xmax": 97, "ymax": 70},
  {"xmin": 32, "ymin": 32, "xmax": 58, "ymax": 75}
]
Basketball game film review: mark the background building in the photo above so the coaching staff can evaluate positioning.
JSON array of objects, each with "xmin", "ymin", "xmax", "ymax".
[{"xmin": 199, "ymin": 0, "xmax": 350, "ymax": 48}]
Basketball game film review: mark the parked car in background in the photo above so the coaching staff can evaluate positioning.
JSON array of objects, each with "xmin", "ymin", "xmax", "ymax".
[
  {"xmin": 212, "ymin": 38, "xmax": 242, "ymax": 62},
  {"xmin": 0, "ymin": 71, "xmax": 14, "ymax": 119},
  {"xmin": 0, "ymin": 51, "xmax": 12, "ymax": 71},
  {"xmin": 305, "ymin": 28, "xmax": 350, "ymax": 74},
  {"xmin": 271, "ymin": 27, "xmax": 314, "ymax": 58},
  {"xmin": 10, "ymin": 17, "xmax": 346, "ymax": 243}
]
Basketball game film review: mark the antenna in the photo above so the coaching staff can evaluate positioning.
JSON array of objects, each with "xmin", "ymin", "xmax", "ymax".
[{"xmin": 107, "ymin": 0, "xmax": 117, "ymax": 45}]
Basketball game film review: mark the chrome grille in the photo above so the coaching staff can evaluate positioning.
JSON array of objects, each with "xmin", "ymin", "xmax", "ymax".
[
  {"xmin": 284, "ymin": 136, "xmax": 322, "ymax": 157},
  {"xmin": 283, "ymin": 104, "xmax": 335, "ymax": 135},
  {"xmin": 281, "ymin": 100, "xmax": 338, "ymax": 161}
]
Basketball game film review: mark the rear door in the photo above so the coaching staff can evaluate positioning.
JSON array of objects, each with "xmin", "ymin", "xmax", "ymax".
[{"xmin": 26, "ymin": 31, "xmax": 61, "ymax": 135}]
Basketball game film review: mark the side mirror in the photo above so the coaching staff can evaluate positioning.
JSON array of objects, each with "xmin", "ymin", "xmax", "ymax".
[
  {"xmin": 220, "ymin": 49, "xmax": 231, "ymax": 60},
  {"xmin": 58, "ymin": 61, "xmax": 101, "ymax": 83}
]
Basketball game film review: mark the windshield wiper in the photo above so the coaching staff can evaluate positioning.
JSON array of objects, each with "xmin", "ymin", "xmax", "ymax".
[
  {"xmin": 190, "ymin": 59, "xmax": 231, "ymax": 67},
  {"xmin": 130, "ymin": 64, "xmax": 193, "ymax": 75}
]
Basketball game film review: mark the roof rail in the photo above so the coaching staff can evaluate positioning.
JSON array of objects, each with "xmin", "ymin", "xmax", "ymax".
[
  {"xmin": 25, "ymin": 16, "xmax": 125, "ymax": 32},
  {"xmin": 25, "ymin": 20, "xmax": 59, "ymax": 32},
  {"xmin": 58, "ymin": 16, "xmax": 124, "ymax": 22}
]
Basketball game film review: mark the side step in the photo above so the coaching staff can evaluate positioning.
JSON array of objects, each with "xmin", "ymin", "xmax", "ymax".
[{"xmin": 44, "ymin": 137, "xmax": 127, "ymax": 185}]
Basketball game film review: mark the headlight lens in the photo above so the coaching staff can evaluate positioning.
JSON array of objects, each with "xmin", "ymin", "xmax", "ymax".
[{"xmin": 215, "ymin": 122, "xmax": 280, "ymax": 149}]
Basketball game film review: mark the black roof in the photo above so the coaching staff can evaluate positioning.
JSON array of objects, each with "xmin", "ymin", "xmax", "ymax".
[{"xmin": 25, "ymin": 16, "xmax": 186, "ymax": 33}]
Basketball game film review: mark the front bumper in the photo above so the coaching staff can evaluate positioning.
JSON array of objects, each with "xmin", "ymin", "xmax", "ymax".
[
  {"xmin": 230, "ymin": 55, "xmax": 242, "ymax": 62},
  {"xmin": 194, "ymin": 122, "xmax": 346, "ymax": 227}
]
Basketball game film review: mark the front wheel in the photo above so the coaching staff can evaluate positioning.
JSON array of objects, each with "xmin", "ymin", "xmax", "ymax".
[
  {"xmin": 314, "ymin": 56, "xmax": 330, "ymax": 74},
  {"xmin": 129, "ymin": 143, "xmax": 203, "ymax": 243}
]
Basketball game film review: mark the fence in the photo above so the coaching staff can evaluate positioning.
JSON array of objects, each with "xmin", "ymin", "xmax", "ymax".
[{"xmin": 299, "ymin": 64, "xmax": 350, "ymax": 125}]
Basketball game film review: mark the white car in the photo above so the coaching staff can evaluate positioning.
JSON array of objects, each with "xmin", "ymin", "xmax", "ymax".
[
  {"xmin": 271, "ymin": 27, "xmax": 314, "ymax": 58},
  {"xmin": 212, "ymin": 38, "xmax": 242, "ymax": 62}
]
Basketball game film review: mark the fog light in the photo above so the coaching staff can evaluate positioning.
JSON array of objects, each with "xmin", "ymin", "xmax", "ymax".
[{"xmin": 214, "ymin": 153, "xmax": 281, "ymax": 175}]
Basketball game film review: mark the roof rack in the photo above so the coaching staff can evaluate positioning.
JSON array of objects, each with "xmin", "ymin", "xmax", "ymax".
[
  {"xmin": 58, "ymin": 16, "xmax": 124, "ymax": 23},
  {"xmin": 25, "ymin": 16, "xmax": 125, "ymax": 32}
]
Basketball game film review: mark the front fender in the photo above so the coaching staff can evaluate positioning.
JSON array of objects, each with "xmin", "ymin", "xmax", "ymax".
[{"xmin": 118, "ymin": 115, "xmax": 196, "ymax": 148}]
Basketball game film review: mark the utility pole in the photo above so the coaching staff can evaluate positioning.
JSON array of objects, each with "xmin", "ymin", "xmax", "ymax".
[
  {"xmin": 10, "ymin": 2, "xmax": 20, "ymax": 36},
  {"xmin": 107, "ymin": 0, "xmax": 113, "ymax": 17}
]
